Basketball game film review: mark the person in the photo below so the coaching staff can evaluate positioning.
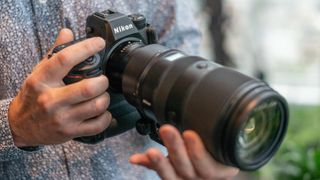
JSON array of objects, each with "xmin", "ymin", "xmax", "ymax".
[{"xmin": 0, "ymin": 0, "xmax": 239, "ymax": 179}]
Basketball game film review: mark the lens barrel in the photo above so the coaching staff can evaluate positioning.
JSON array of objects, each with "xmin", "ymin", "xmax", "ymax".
[{"xmin": 105, "ymin": 43, "xmax": 288, "ymax": 170}]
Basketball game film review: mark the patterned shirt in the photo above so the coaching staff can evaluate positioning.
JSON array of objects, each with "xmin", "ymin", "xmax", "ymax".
[{"xmin": 0, "ymin": 0, "xmax": 200, "ymax": 179}]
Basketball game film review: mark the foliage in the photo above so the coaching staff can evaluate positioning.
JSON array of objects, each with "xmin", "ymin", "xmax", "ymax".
[
  {"xmin": 272, "ymin": 143, "xmax": 320, "ymax": 180},
  {"xmin": 258, "ymin": 105, "xmax": 320, "ymax": 180}
]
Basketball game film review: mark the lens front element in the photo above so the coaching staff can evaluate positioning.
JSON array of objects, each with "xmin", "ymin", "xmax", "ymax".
[{"xmin": 236, "ymin": 99, "xmax": 283, "ymax": 165}]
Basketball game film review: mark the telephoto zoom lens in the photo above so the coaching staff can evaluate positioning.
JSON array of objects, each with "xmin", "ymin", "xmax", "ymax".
[{"xmin": 105, "ymin": 42, "xmax": 288, "ymax": 171}]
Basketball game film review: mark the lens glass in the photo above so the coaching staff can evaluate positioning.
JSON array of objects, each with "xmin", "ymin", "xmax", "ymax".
[{"xmin": 236, "ymin": 99, "xmax": 283, "ymax": 163}]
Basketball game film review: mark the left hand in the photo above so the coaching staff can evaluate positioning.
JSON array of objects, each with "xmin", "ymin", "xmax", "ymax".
[{"xmin": 130, "ymin": 125, "xmax": 239, "ymax": 180}]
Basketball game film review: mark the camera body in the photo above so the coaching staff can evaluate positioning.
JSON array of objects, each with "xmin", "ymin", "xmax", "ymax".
[
  {"xmin": 52, "ymin": 10, "xmax": 159, "ymax": 143},
  {"xmin": 58, "ymin": 9, "xmax": 157, "ymax": 86}
]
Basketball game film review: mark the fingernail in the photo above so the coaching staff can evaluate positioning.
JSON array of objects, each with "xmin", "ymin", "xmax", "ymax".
[
  {"xmin": 94, "ymin": 37, "xmax": 105, "ymax": 49},
  {"xmin": 186, "ymin": 136, "xmax": 196, "ymax": 147},
  {"xmin": 129, "ymin": 156, "xmax": 137, "ymax": 164},
  {"xmin": 185, "ymin": 132, "xmax": 197, "ymax": 146}
]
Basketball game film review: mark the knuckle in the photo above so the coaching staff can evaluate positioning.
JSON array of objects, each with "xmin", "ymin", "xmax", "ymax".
[
  {"xmin": 83, "ymin": 40, "xmax": 96, "ymax": 54},
  {"xmin": 101, "ymin": 76, "xmax": 109, "ymax": 89},
  {"xmin": 37, "ymin": 93, "xmax": 53, "ymax": 113},
  {"xmin": 93, "ymin": 97, "xmax": 107, "ymax": 114},
  {"xmin": 80, "ymin": 85, "xmax": 95, "ymax": 98},
  {"xmin": 25, "ymin": 76, "xmax": 39, "ymax": 91},
  {"xmin": 105, "ymin": 112, "xmax": 112, "ymax": 125},
  {"xmin": 104, "ymin": 93, "xmax": 111, "ymax": 108},
  {"xmin": 100, "ymin": 112, "xmax": 111, "ymax": 127},
  {"xmin": 96, "ymin": 113, "xmax": 112, "ymax": 133},
  {"xmin": 106, "ymin": 111, "xmax": 112, "ymax": 121},
  {"xmin": 52, "ymin": 113, "xmax": 66, "ymax": 127},
  {"xmin": 52, "ymin": 116, "xmax": 73, "ymax": 137},
  {"xmin": 84, "ymin": 113, "xmax": 111, "ymax": 135},
  {"xmin": 56, "ymin": 52, "xmax": 70, "ymax": 68},
  {"xmin": 95, "ymin": 122, "xmax": 106, "ymax": 134},
  {"xmin": 91, "ymin": 121, "xmax": 105, "ymax": 134}
]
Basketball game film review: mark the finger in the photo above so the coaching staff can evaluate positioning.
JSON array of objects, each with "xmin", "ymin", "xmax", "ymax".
[
  {"xmin": 38, "ymin": 37, "xmax": 105, "ymax": 82},
  {"xmin": 183, "ymin": 130, "xmax": 239, "ymax": 179},
  {"xmin": 45, "ymin": 28, "xmax": 74, "ymax": 58},
  {"xmin": 129, "ymin": 153, "xmax": 153, "ymax": 169},
  {"xmin": 42, "ymin": 75, "xmax": 108, "ymax": 107},
  {"xmin": 159, "ymin": 125, "xmax": 197, "ymax": 179},
  {"xmin": 146, "ymin": 148, "xmax": 179, "ymax": 180},
  {"xmin": 53, "ymin": 28, "xmax": 74, "ymax": 48},
  {"xmin": 75, "ymin": 111, "xmax": 112, "ymax": 137},
  {"xmin": 34, "ymin": 29, "xmax": 74, "ymax": 72},
  {"xmin": 67, "ymin": 92, "xmax": 110, "ymax": 122},
  {"xmin": 130, "ymin": 148, "xmax": 179, "ymax": 180}
]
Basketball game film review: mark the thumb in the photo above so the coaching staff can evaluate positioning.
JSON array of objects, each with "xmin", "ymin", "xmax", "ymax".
[{"xmin": 53, "ymin": 28, "xmax": 74, "ymax": 48}]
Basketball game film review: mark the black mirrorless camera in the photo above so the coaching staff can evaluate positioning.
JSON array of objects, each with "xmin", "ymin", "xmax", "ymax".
[{"xmin": 51, "ymin": 10, "xmax": 289, "ymax": 171}]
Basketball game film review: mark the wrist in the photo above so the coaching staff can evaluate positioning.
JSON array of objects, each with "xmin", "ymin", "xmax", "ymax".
[
  {"xmin": 11, "ymin": 134, "xmax": 30, "ymax": 148},
  {"xmin": 8, "ymin": 98, "xmax": 35, "ymax": 147}
]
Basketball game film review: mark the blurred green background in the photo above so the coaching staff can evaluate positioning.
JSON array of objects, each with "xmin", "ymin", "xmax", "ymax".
[
  {"xmin": 190, "ymin": 0, "xmax": 320, "ymax": 179},
  {"xmin": 259, "ymin": 105, "xmax": 320, "ymax": 180}
]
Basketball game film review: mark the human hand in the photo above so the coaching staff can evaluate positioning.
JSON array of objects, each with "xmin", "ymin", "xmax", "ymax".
[
  {"xmin": 8, "ymin": 29, "xmax": 112, "ymax": 147},
  {"xmin": 130, "ymin": 125, "xmax": 239, "ymax": 180}
]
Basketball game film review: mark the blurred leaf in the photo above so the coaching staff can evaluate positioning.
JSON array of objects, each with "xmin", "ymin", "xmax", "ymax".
[
  {"xmin": 259, "ymin": 105, "xmax": 320, "ymax": 179},
  {"xmin": 315, "ymin": 150, "xmax": 320, "ymax": 169}
]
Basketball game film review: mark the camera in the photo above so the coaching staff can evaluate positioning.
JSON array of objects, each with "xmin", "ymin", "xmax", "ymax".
[{"xmin": 51, "ymin": 9, "xmax": 289, "ymax": 171}]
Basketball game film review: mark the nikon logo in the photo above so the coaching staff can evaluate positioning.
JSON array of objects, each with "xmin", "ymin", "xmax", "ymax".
[{"xmin": 113, "ymin": 24, "xmax": 134, "ymax": 34}]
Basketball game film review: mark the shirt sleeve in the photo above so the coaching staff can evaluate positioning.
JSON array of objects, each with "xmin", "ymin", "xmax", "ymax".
[
  {"xmin": 151, "ymin": 0, "xmax": 202, "ymax": 55},
  {"xmin": 0, "ymin": 98, "xmax": 41, "ymax": 161}
]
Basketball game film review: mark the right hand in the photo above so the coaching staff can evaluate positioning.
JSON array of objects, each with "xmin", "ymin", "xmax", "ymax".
[{"xmin": 8, "ymin": 29, "xmax": 112, "ymax": 147}]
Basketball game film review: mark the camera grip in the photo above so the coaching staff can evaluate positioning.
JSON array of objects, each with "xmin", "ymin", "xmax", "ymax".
[
  {"xmin": 49, "ymin": 40, "xmax": 103, "ymax": 84},
  {"xmin": 49, "ymin": 41, "xmax": 139, "ymax": 144}
]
